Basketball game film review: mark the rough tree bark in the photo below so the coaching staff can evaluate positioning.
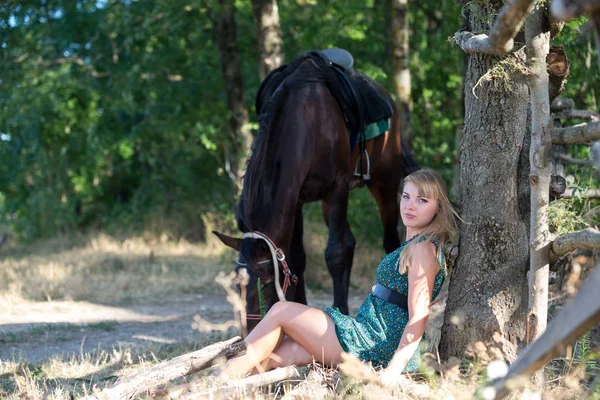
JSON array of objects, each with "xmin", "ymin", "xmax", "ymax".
[
  {"xmin": 251, "ymin": 0, "xmax": 284, "ymax": 80},
  {"xmin": 216, "ymin": 0, "xmax": 253, "ymax": 189},
  {"xmin": 391, "ymin": 0, "xmax": 413, "ymax": 145},
  {"xmin": 440, "ymin": 1, "xmax": 530, "ymax": 362}
]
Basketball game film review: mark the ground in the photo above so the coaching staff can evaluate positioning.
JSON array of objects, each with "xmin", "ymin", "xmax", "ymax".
[
  {"xmin": 0, "ymin": 232, "xmax": 590, "ymax": 399},
  {"xmin": 0, "ymin": 292, "xmax": 370, "ymax": 364}
]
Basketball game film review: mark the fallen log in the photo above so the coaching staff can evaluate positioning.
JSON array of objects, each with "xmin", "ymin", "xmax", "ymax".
[
  {"xmin": 181, "ymin": 366, "xmax": 300, "ymax": 399},
  {"xmin": 80, "ymin": 336, "xmax": 245, "ymax": 400},
  {"xmin": 490, "ymin": 266, "xmax": 600, "ymax": 399}
]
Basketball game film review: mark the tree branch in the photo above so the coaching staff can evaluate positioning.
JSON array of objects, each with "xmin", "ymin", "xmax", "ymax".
[
  {"xmin": 200, "ymin": 0, "xmax": 217, "ymax": 25},
  {"xmin": 551, "ymin": 97, "xmax": 575, "ymax": 112},
  {"xmin": 45, "ymin": 56, "xmax": 110, "ymax": 78},
  {"xmin": 557, "ymin": 153, "xmax": 593, "ymax": 166},
  {"xmin": 551, "ymin": 0, "xmax": 600, "ymax": 20},
  {"xmin": 490, "ymin": 266, "xmax": 600, "ymax": 399},
  {"xmin": 183, "ymin": 366, "xmax": 300, "ymax": 399},
  {"xmin": 454, "ymin": 0, "xmax": 537, "ymax": 54},
  {"xmin": 552, "ymin": 121, "xmax": 600, "ymax": 144},
  {"xmin": 592, "ymin": 142, "xmax": 600, "ymax": 176},
  {"xmin": 560, "ymin": 189, "xmax": 600, "ymax": 198},
  {"xmin": 551, "ymin": 228, "xmax": 600, "ymax": 260},
  {"xmin": 553, "ymin": 109, "xmax": 600, "ymax": 121}
]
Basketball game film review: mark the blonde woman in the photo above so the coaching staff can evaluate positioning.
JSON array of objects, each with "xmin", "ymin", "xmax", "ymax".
[{"xmin": 219, "ymin": 168, "xmax": 457, "ymax": 386}]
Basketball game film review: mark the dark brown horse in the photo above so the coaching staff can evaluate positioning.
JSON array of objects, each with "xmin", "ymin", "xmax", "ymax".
[{"xmin": 214, "ymin": 51, "xmax": 418, "ymax": 332}]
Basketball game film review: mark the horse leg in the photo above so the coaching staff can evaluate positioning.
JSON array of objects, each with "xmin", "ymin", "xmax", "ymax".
[
  {"xmin": 289, "ymin": 205, "xmax": 307, "ymax": 304},
  {"xmin": 322, "ymin": 181, "xmax": 355, "ymax": 315},
  {"xmin": 368, "ymin": 172, "xmax": 402, "ymax": 254}
]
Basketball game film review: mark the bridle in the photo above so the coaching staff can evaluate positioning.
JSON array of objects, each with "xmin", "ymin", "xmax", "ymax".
[{"xmin": 236, "ymin": 231, "xmax": 298, "ymax": 321}]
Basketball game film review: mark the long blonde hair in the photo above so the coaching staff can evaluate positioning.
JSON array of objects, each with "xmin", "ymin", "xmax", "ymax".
[{"xmin": 398, "ymin": 168, "xmax": 458, "ymax": 274}]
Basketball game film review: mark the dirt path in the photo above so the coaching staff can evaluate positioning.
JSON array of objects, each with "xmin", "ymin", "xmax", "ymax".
[{"xmin": 0, "ymin": 293, "xmax": 367, "ymax": 363}]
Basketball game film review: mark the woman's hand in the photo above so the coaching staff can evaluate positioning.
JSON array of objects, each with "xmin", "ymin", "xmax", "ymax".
[{"xmin": 378, "ymin": 367, "xmax": 407, "ymax": 389}]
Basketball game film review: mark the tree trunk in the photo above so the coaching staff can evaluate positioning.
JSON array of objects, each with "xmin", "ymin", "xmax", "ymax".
[
  {"xmin": 251, "ymin": 0, "xmax": 285, "ymax": 81},
  {"xmin": 440, "ymin": 3, "xmax": 530, "ymax": 362},
  {"xmin": 391, "ymin": 0, "xmax": 413, "ymax": 146},
  {"xmin": 216, "ymin": 0, "xmax": 253, "ymax": 189}
]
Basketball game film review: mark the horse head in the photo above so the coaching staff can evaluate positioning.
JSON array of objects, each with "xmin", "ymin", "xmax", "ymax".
[{"xmin": 213, "ymin": 230, "xmax": 295, "ymax": 332}]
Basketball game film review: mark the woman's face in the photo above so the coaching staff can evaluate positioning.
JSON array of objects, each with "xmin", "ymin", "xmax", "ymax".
[{"xmin": 400, "ymin": 182, "xmax": 439, "ymax": 233}]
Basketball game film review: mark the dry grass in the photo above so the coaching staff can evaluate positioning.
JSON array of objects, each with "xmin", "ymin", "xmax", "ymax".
[
  {"xmin": 0, "ymin": 230, "xmax": 229, "ymax": 306},
  {"xmin": 0, "ymin": 225, "xmax": 598, "ymax": 399}
]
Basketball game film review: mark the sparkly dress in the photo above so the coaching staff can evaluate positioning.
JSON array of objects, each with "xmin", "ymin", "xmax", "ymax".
[{"xmin": 324, "ymin": 235, "xmax": 446, "ymax": 372}]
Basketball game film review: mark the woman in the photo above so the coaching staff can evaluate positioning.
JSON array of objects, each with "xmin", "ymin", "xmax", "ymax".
[{"xmin": 219, "ymin": 168, "xmax": 457, "ymax": 386}]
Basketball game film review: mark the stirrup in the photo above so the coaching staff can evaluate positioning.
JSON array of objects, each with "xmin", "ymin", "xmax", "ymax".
[{"xmin": 353, "ymin": 149, "xmax": 371, "ymax": 180}]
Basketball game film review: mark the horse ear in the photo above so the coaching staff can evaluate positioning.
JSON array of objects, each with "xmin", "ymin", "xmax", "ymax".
[{"xmin": 212, "ymin": 231, "xmax": 242, "ymax": 251}]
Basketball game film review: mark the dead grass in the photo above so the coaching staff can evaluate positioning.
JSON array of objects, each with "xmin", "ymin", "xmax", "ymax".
[
  {"xmin": 303, "ymin": 220, "xmax": 387, "ymax": 294},
  {"xmin": 0, "ymin": 229, "xmax": 229, "ymax": 306},
  {"xmin": 0, "ymin": 225, "xmax": 598, "ymax": 399}
]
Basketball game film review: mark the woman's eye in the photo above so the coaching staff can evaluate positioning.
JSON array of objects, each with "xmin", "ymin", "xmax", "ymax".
[
  {"xmin": 402, "ymin": 194, "xmax": 409, "ymax": 200},
  {"xmin": 418, "ymin": 198, "xmax": 428, "ymax": 203}
]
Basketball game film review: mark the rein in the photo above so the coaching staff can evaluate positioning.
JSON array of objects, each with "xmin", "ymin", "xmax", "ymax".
[{"xmin": 237, "ymin": 231, "xmax": 298, "ymax": 321}]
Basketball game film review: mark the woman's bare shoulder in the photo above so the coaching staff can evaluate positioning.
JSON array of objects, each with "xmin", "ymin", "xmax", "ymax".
[{"xmin": 410, "ymin": 240, "xmax": 438, "ymax": 272}]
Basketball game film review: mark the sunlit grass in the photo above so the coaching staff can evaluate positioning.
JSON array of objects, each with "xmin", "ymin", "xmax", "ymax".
[
  {"xmin": 0, "ymin": 225, "xmax": 598, "ymax": 399},
  {"xmin": 0, "ymin": 230, "xmax": 229, "ymax": 306}
]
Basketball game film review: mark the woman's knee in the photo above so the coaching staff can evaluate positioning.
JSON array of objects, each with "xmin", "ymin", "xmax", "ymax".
[{"xmin": 266, "ymin": 301, "xmax": 291, "ymax": 318}]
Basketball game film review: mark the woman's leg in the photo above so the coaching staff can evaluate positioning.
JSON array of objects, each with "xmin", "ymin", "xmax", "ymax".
[
  {"xmin": 262, "ymin": 336, "xmax": 315, "ymax": 370},
  {"xmin": 220, "ymin": 301, "xmax": 344, "ymax": 378}
]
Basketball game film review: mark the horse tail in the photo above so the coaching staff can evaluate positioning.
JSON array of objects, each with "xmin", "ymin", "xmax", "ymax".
[
  {"xmin": 390, "ymin": 101, "xmax": 419, "ymax": 176},
  {"xmin": 401, "ymin": 143, "xmax": 420, "ymax": 175}
]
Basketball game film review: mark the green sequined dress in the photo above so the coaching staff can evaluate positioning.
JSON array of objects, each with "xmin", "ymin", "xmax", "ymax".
[{"xmin": 324, "ymin": 235, "xmax": 446, "ymax": 372}]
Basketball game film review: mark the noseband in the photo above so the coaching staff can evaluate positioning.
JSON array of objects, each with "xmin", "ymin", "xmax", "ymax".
[{"xmin": 237, "ymin": 231, "xmax": 298, "ymax": 321}]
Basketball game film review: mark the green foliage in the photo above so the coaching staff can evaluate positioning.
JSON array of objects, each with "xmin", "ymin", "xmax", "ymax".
[
  {"xmin": 554, "ymin": 17, "xmax": 600, "ymax": 110},
  {"xmin": 1, "ymin": 0, "xmax": 466, "ymax": 239},
  {"xmin": 548, "ymin": 199, "xmax": 587, "ymax": 235},
  {"xmin": 1, "ymin": 0, "xmax": 234, "ymax": 238}
]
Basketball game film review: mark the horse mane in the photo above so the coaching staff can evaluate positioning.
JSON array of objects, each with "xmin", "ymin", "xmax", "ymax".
[{"xmin": 240, "ymin": 52, "xmax": 335, "ymax": 235}]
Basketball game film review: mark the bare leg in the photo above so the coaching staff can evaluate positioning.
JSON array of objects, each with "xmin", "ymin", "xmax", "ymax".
[
  {"xmin": 220, "ymin": 301, "xmax": 344, "ymax": 378},
  {"xmin": 262, "ymin": 336, "xmax": 316, "ymax": 370}
]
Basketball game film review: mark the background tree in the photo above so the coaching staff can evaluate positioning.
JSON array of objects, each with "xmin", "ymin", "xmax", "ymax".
[
  {"xmin": 391, "ymin": 0, "xmax": 413, "ymax": 146},
  {"xmin": 251, "ymin": 0, "xmax": 284, "ymax": 80},
  {"xmin": 213, "ymin": 0, "xmax": 253, "ymax": 189}
]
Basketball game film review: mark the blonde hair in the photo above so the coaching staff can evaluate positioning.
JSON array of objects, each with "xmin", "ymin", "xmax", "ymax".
[{"xmin": 398, "ymin": 168, "xmax": 458, "ymax": 274}]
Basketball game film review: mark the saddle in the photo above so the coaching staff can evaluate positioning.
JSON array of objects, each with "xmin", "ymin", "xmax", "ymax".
[{"xmin": 255, "ymin": 49, "xmax": 394, "ymax": 153}]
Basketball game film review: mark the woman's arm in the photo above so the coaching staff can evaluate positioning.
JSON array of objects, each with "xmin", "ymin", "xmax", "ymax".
[{"xmin": 382, "ymin": 241, "xmax": 439, "ymax": 380}]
